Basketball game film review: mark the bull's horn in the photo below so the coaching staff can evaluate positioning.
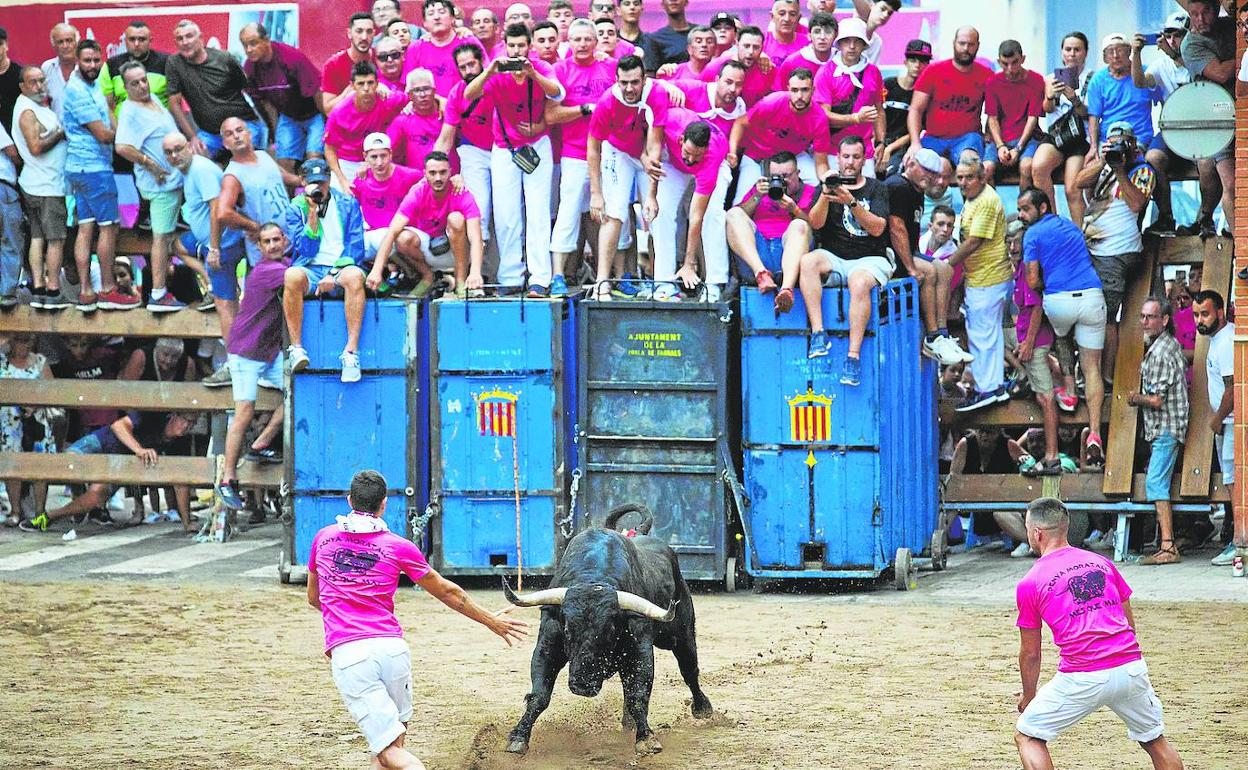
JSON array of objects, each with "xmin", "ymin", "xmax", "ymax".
[
  {"xmin": 501, "ymin": 577, "xmax": 567, "ymax": 607},
  {"xmin": 616, "ymin": 591, "xmax": 678, "ymax": 622}
]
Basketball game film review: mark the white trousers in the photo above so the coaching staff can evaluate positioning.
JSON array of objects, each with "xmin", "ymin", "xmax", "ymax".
[
  {"xmin": 964, "ymin": 279, "xmax": 1010, "ymax": 393},
  {"xmin": 490, "ymin": 135, "xmax": 554, "ymax": 288},
  {"xmin": 550, "ymin": 157, "xmax": 589, "ymax": 254},
  {"xmin": 738, "ymin": 152, "xmax": 818, "ymax": 197},
  {"xmin": 651, "ymin": 161, "xmax": 731, "ymax": 286},
  {"xmin": 458, "ymin": 144, "xmax": 492, "ymax": 243},
  {"xmin": 601, "ymin": 140, "xmax": 644, "ymax": 223}
]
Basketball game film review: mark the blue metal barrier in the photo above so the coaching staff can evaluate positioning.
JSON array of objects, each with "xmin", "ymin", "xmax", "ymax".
[{"xmin": 737, "ymin": 280, "xmax": 939, "ymax": 584}]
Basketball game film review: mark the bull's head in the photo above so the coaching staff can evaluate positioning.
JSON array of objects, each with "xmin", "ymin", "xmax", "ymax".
[{"xmin": 503, "ymin": 579, "xmax": 677, "ymax": 697}]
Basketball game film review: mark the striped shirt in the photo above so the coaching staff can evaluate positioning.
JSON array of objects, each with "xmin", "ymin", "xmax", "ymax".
[{"xmin": 1139, "ymin": 331, "xmax": 1188, "ymax": 443}]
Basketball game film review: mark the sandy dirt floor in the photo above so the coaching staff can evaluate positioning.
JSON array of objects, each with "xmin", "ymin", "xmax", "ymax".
[{"xmin": 1, "ymin": 584, "xmax": 1243, "ymax": 770}]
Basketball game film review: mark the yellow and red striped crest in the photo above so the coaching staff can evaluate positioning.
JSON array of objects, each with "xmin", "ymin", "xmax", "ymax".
[
  {"xmin": 474, "ymin": 388, "xmax": 519, "ymax": 437},
  {"xmin": 788, "ymin": 388, "xmax": 833, "ymax": 443}
]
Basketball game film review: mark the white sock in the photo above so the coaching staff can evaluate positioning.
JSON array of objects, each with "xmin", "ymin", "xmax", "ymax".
[{"xmin": 151, "ymin": 288, "xmax": 167, "ymax": 300}]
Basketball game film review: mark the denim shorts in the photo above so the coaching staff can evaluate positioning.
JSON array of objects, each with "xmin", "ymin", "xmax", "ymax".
[
  {"xmin": 181, "ymin": 232, "xmax": 246, "ymax": 301},
  {"xmin": 275, "ymin": 112, "xmax": 326, "ymax": 162},
  {"xmin": 750, "ymin": 232, "xmax": 785, "ymax": 274},
  {"xmin": 921, "ymin": 132, "xmax": 986, "ymax": 165},
  {"xmin": 67, "ymin": 171, "xmax": 120, "ymax": 225},
  {"xmin": 983, "ymin": 137, "xmax": 1040, "ymax": 163},
  {"xmin": 67, "ymin": 431, "xmax": 105, "ymax": 455},
  {"xmin": 1145, "ymin": 433, "xmax": 1182, "ymax": 502},
  {"xmin": 296, "ymin": 262, "xmax": 364, "ymax": 297},
  {"xmin": 228, "ymin": 352, "xmax": 284, "ymax": 402}
]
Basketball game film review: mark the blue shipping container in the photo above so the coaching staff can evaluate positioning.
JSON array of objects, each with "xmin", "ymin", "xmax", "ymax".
[{"xmin": 293, "ymin": 492, "xmax": 414, "ymax": 570}]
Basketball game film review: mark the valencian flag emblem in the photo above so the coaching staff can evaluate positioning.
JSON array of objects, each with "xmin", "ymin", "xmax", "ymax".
[
  {"xmin": 475, "ymin": 388, "xmax": 519, "ymax": 438},
  {"xmin": 788, "ymin": 388, "xmax": 833, "ymax": 467}
]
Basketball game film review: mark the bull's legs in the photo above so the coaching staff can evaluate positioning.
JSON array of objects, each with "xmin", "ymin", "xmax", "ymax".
[
  {"xmin": 672, "ymin": 630, "xmax": 713, "ymax": 717},
  {"xmin": 619, "ymin": 646, "xmax": 660, "ymax": 754},
  {"xmin": 506, "ymin": 620, "xmax": 567, "ymax": 754}
]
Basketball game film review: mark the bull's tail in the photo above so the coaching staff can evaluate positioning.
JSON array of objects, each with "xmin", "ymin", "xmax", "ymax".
[{"xmin": 603, "ymin": 503, "xmax": 654, "ymax": 535}]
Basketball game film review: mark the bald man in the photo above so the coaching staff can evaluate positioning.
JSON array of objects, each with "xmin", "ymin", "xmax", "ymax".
[
  {"xmin": 241, "ymin": 21, "xmax": 324, "ymax": 171},
  {"xmin": 40, "ymin": 23, "xmax": 79, "ymax": 116},
  {"xmin": 504, "ymin": 3, "xmax": 535, "ymax": 30},
  {"xmin": 907, "ymin": 25, "xmax": 992, "ymax": 165}
]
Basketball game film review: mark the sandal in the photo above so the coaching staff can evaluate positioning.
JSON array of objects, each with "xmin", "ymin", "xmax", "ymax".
[
  {"xmin": 774, "ymin": 287, "xmax": 794, "ymax": 316},
  {"xmin": 755, "ymin": 269, "xmax": 777, "ymax": 294},
  {"xmin": 1139, "ymin": 539, "xmax": 1182, "ymax": 565}
]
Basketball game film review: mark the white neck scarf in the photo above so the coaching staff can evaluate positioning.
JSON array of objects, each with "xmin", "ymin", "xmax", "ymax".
[
  {"xmin": 337, "ymin": 511, "xmax": 390, "ymax": 534},
  {"xmin": 700, "ymin": 82, "xmax": 747, "ymax": 122},
  {"xmin": 831, "ymin": 56, "xmax": 868, "ymax": 90}
]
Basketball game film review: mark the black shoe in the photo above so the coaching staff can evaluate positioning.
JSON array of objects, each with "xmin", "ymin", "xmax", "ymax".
[
  {"xmin": 1144, "ymin": 216, "xmax": 1176, "ymax": 237},
  {"xmin": 245, "ymin": 447, "xmax": 283, "ymax": 464},
  {"xmin": 1175, "ymin": 218, "xmax": 1212, "ymax": 237},
  {"xmin": 87, "ymin": 508, "xmax": 114, "ymax": 525}
]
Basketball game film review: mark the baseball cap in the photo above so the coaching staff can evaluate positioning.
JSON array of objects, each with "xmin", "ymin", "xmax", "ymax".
[
  {"xmin": 300, "ymin": 157, "xmax": 331, "ymax": 182},
  {"xmin": 913, "ymin": 148, "xmax": 943, "ymax": 175},
  {"xmin": 1100, "ymin": 33, "xmax": 1129, "ymax": 54},
  {"xmin": 1105, "ymin": 121, "xmax": 1136, "ymax": 140},
  {"xmin": 835, "ymin": 17, "xmax": 869, "ymax": 45},
  {"xmin": 1162, "ymin": 12, "xmax": 1189, "ymax": 33},
  {"xmin": 363, "ymin": 132, "xmax": 392, "ymax": 152},
  {"xmin": 904, "ymin": 39, "xmax": 933, "ymax": 60},
  {"xmin": 709, "ymin": 12, "xmax": 737, "ymax": 29}
]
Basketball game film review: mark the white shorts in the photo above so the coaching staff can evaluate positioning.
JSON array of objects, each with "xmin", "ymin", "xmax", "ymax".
[
  {"xmin": 331, "ymin": 636, "xmax": 413, "ymax": 755},
  {"xmin": 401, "ymin": 226, "xmax": 455, "ymax": 271},
  {"xmin": 1219, "ymin": 427, "xmax": 1234, "ymax": 485},
  {"xmin": 227, "ymin": 352, "xmax": 283, "ymax": 402},
  {"xmin": 601, "ymin": 140, "xmax": 644, "ymax": 223},
  {"xmin": 1017, "ymin": 659, "xmax": 1166, "ymax": 744},
  {"xmin": 1043, "ymin": 289, "xmax": 1107, "ymax": 350},
  {"xmin": 364, "ymin": 228, "xmax": 390, "ymax": 260},
  {"xmin": 811, "ymin": 249, "xmax": 893, "ymax": 289}
]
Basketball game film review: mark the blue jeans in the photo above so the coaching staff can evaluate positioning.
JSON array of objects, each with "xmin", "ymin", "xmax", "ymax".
[
  {"xmin": 1145, "ymin": 433, "xmax": 1181, "ymax": 501},
  {"xmin": 749, "ymin": 231, "xmax": 785, "ymax": 274},
  {"xmin": 921, "ymin": 132, "xmax": 985, "ymax": 165},
  {"xmin": 0, "ymin": 184, "xmax": 21, "ymax": 297},
  {"xmin": 983, "ymin": 137, "xmax": 1039, "ymax": 163},
  {"xmin": 275, "ymin": 112, "xmax": 325, "ymax": 161},
  {"xmin": 199, "ymin": 118, "xmax": 268, "ymax": 158}
]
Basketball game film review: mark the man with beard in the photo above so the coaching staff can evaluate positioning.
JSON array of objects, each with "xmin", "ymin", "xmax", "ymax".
[
  {"xmin": 1192, "ymin": 290, "xmax": 1241, "ymax": 573},
  {"xmin": 731, "ymin": 68, "xmax": 831, "ymax": 190},
  {"xmin": 907, "ymin": 25, "xmax": 991, "ymax": 165},
  {"xmin": 666, "ymin": 60, "xmax": 746, "ymax": 136},
  {"xmin": 322, "ymin": 13, "xmax": 379, "ymax": 114}
]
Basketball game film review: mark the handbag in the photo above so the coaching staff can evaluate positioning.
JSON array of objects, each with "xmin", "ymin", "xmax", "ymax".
[
  {"xmin": 1049, "ymin": 72, "xmax": 1089, "ymax": 151},
  {"xmin": 498, "ymin": 79, "xmax": 541, "ymax": 174}
]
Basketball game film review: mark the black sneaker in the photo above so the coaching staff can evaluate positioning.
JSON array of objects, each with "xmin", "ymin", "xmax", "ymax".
[
  {"xmin": 1175, "ymin": 218, "xmax": 1212, "ymax": 237},
  {"xmin": 28, "ymin": 287, "xmax": 46, "ymax": 310},
  {"xmin": 87, "ymin": 508, "xmax": 114, "ymax": 525},
  {"xmin": 244, "ymin": 447, "xmax": 283, "ymax": 464},
  {"xmin": 0, "ymin": 293, "xmax": 17, "ymax": 310},
  {"xmin": 1144, "ymin": 216, "xmax": 1176, "ymax": 237}
]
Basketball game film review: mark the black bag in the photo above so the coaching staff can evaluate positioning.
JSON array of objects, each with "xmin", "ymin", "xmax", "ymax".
[
  {"xmin": 1049, "ymin": 71, "xmax": 1089, "ymax": 151},
  {"xmin": 499, "ymin": 79, "xmax": 541, "ymax": 174}
]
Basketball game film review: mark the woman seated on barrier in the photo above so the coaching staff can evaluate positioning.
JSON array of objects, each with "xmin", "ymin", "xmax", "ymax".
[{"xmin": 1, "ymin": 333, "xmax": 60, "ymax": 529}]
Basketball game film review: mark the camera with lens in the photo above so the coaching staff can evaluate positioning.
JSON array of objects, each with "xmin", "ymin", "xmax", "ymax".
[
  {"xmin": 307, "ymin": 187, "xmax": 326, "ymax": 203},
  {"xmin": 823, "ymin": 175, "xmax": 858, "ymax": 192},
  {"xmin": 497, "ymin": 57, "xmax": 525, "ymax": 72},
  {"xmin": 767, "ymin": 174, "xmax": 785, "ymax": 201},
  {"xmin": 1102, "ymin": 147, "xmax": 1124, "ymax": 166}
]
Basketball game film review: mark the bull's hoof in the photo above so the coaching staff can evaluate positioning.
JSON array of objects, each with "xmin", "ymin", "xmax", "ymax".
[
  {"xmin": 635, "ymin": 735, "xmax": 663, "ymax": 755},
  {"xmin": 691, "ymin": 698, "xmax": 714, "ymax": 719},
  {"xmin": 505, "ymin": 739, "xmax": 529, "ymax": 755},
  {"xmin": 622, "ymin": 712, "xmax": 636, "ymax": 731}
]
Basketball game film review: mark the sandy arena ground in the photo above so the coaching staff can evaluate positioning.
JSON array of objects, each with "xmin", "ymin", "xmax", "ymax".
[{"xmin": 1, "ymin": 584, "xmax": 1243, "ymax": 770}]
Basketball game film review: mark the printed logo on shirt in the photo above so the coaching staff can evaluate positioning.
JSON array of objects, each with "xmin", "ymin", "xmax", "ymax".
[
  {"xmin": 332, "ymin": 545, "xmax": 381, "ymax": 575},
  {"xmin": 841, "ymin": 198, "xmax": 871, "ymax": 237},
  {"xmin": 1066, "ymin": 569, "xmax": 1106, "ymax": 604}
]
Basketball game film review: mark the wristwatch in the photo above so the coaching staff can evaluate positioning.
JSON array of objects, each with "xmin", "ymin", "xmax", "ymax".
[
  {"xmin": 579, "ymin": 104, "xmax": 591, "ymax": 117},
  {"xmin": 848, "ymin": 199, "xmax": 860, "ymax": 210}
]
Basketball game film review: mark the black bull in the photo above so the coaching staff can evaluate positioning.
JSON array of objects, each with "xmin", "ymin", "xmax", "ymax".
[{"xmin": 501, "ymin": 504, "xmax": 713, "ymax": 754}]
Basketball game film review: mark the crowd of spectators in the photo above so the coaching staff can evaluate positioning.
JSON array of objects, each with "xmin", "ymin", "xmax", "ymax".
[{"xmin": 0, "ymin": 0, "xmax": 1243, "ymax": 571}]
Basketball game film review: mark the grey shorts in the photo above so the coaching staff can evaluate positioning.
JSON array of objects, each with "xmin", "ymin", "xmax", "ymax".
[
  {"xmin": 1090, "ymin": 251, "xmax": 1141, "ymax": 320},
  {"xmin": 23, "ymin": 193, "xmax": 67, "ymax": 241},
  {"xmin": 1024, "ymin": 344, "xmax": 1054, "ymax": 395}
]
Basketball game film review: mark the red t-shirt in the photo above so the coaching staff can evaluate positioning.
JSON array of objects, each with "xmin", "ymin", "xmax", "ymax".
[
  {"xmin": 984, "ymin": 69, "xmax": 1046, "ymax": 143},
  {"xmin": 320, "ymin": 49, "xmax": 371, "ymax": 96},
  {"xmin": 913, "ymin": 59, "xmax": 991, "ymax": 139}
]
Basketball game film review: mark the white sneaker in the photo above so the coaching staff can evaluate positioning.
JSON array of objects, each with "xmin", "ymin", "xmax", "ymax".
[
  {"xmin": 923, "ymin": 336, "xmax": 961, "ymax": 366},
  {"xmin": 703, "ymin": 283, "xmax": 723, "ymax": 303},
  {"xmin": 287, "ymin": 345, "xmax": 310, "ymax": 373},
  {"xmin": 1010, "ymin": 541, "xmax": 1033, "ymax": 558},
  {"xmin": 943, "ymin": 335, "xmax": 974, "ymax": 363},
  {"xmin": 652, "ymin": 283, "xmax": 679, "ymax": 302},
  {"xmin": 340, "ymin": 350, "xmax": 361, "ymax": 383}
]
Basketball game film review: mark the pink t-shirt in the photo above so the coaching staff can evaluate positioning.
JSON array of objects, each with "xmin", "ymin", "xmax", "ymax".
[
  {"xmin": 742, "ymin": 91, "xmax": 833, "ymax": 161},
  {"xmin": 659, "ymin": 60, "xmax": 709, "ymax": 81},
  {"xmin": 763, "ymin": 29, "xmax": 809, "ymax": 69},
  {"xmin": 656, "ymin": 106, "xmax": 727, "ymax": 194},
  {"xmin": 324, "ymin": 90, "xmax": 409, "ymax": 161},
  {"xmin": 354, "ymin": 164, "xmax": 423, "ymax": 230},
  {"xmin": 668, "ymin": 79, "xmax": 744, "ymax": 136},
  {"xmin": 378, "ymin": 70, "xmax": 406, "ymax": 93},
  {"xmin": 445, "ymin": 79, "xmax": 494, "ymax": 150},
  {"xmin": 1012, "ymin": 259, "xmax": 1056, "ymax": 348},
  {"xmin": 738, "ymin": 182, "xmax": 817, "ymax": 239},
  {"xmin": 773, "ymin": 46, "xmax": 829, "ymax": 91},
  {"xmin": 984, "ymin": 69, "xmax": 1046, "ymax": 143},
  {"xmin": 814, "ymin": 61, "xmax": 885, "ymax": 159},
  {"xmin": 588, "ymin": 82, "xmax": 669, "ymax": 157},
  {"xmin": 554, "ymin": 56, "xmax": 616, "ymax": 161},
  {"xmin": 562, "ymin": 39, "xmax": 636, "ymax": 60},
  {"xmin": 482, "ymin": 58, "xmax": 563, "ymax": 148},
  {"xmin": 405, "ymin": 35, "xmax": 484, "ymax": 97},
  {"xmin": 701, "ymin": 55, "xmax": 771, "ymax": 107},
  {"xmin": 309, "ymin": 523, "xmax": 430, "ymax": 655},
  {"xmin": 387, "ymin": 107, "xmax": 452, "ymax": 170},
  {"xmin": 398, "ymin": 179, "xmax": 481, "ymax": 234},
  {"xmin": 1015, "ymin": 546, "xmax": 1142, "ymax": 673}
]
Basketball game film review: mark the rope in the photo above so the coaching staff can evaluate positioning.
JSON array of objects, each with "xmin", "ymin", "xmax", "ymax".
[{"xmin": 512, "ymin": 424, "xmax": 523, "ymax": 591}]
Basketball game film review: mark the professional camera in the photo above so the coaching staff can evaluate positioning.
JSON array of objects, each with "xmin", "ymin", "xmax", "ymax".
[
  {"xmin": 767, "ymin": 174, "xmax": 786, "ymax": 201},
  {"xmin": 497, "ymin": 57, "xmax": 525, "ymax": 72},
  {"xmin": 1102, "ymin": 147, "xmax": 1124, "ymax": 166},
  {"xmin": 307, "ymin": 187, "xmax": 326, "ymax": 203},
  {"xmin": 823, "ymin": 175, "xmax": 858, "ymax": 192}
]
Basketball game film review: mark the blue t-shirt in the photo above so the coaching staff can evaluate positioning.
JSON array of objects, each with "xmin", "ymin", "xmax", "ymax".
[
  {"xmin": 1022, "ymin": 213, "xmax": 1102, "ymax": 294},
  {"xmin": 1086, "ymin": 69, "xmax": 1161, "ymax": 148},
  {"xmin": 62, "ymin": 75, "xmax": 113, "ymax": 173},
  {"xmin": 182, "ymin": 155, "xmax": 243, "ymax": 249}
]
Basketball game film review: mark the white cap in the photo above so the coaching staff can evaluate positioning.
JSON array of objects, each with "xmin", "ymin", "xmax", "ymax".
[
  {"xmin": 1100, "ymin": 33, "xmax": 1129, "ymax": 54},
  {"xmin": 1162, "ymin": 12, "xmax": 1189, "ymax": 33},
  {"xmin": 363, "ymin": 132, "xmax": 392, "ymax": 152},
  {"xmin": 835, "ymin": 17, "xmax": 870, "ymax": 46}
]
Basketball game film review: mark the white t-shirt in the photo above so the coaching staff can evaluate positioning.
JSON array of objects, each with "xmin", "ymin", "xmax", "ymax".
[
  {"xmin": 0, "ymin": 122, "xmax": 16, "ymax": 185},
  {"xmin": 919, "ymin": 230, "xmax": 957, "ymax": 261},
  {"xmin": 313, "ymin": 195, "xmax": 345, "ymax": 267},
  {"xmin": 1206, "ymin": 323, "xmax": 1233, "ymax": 424},
  {"xmin": 115, "ymin": 99, "xmax": 182, "ymax": 194},
  {"xmin": 1239, "ymin": 49, "xmax": 1248, "ymax": 83},
  {"xmin": 1145, "ymin": 56, "xmax": 1190, "ymax": 100}
]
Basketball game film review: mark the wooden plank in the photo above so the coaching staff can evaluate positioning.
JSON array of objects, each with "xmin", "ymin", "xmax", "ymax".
[
  {"xmin": 3, "ymin": 379, "xmax": 281, "ymax": 412},
  {"xmin": 1102, "ymin": 241, "xmax": 1158, "ymax": 495},
  {"xmin": 1157, "ymin": 235, "xmax": 1229, "ymax": 265},
  {"xmin": 945, "ymin": 472, "xmax": 1230, "ymax": 504},
  {"xmin": 0, "ymin": 452, "xmax": 282, "ymax": 488},
  {"xmin": 0, "ymin": 304, "xmax": 224, "ymax": 338},
  {"xmin": 939, "ymin": 399, "xmax": 1108, "ymax": 428},
  {"xmin": 1179, "ymin": 237, "xmax": 1234, "ymax": 496}
]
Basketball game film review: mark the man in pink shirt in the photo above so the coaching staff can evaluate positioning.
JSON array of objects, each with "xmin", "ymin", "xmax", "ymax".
[
  {"xmin": 547, "ymin": 19, "xmax": 616, "ymax": 298},
  {"xmin": 731, "ymin": 68, "xmax": 832, "ymax": 195},
  {"xmin": 700, "ymin": 26, "xmax": 771, "ymax": 107},
  {"xmin": 1014, "ymin": 497, "xmax": 1184, "ymax": 770},
  {"xmin": 436, "ymin": 44, "xmax": 495, "ymax": 256},
  {"xmin": 375, "ymin": 37, "xmax": 408, "ymax": 91},
  {"xmin": 645, "ymin": 108, "xmax": 731, "ymax": 301},
  {"xmin": 762, "ymin": 0, "xmax": 808, "ymax": 69},
  {"xmin": 726, "ymin": 150, "xmax": 817, "ymax": 293},
  {"xmin": 532, "ymin": 22, "xmax": 562, "ymax": 66},
  {"xmin": 324, "ymin": 61, "xmax": 409, "ymax": 193},
  {"xmin": 655, "ymin": 26, "xmax": 715, "ymax": 80},
  {"xmin": 587, "ymin": 54, "xmax": 669, "ymax": 299},
  {"xmin": 463, "ymin": 22, "xmax": 564, "ymax": 295},
  {"xmin": 983, "ymin": 39, "xmax": 1045, "ymax": 187},
  {"xmin": 321, "ymin": 12, "xmax": 378, "ymax": 114},
  {"xmin": 309, "ymin": 469, "xmax": 527, "ymax": 770},
  {"xmin": 667, "ymin": 63, "xmax": 747, "ymax": 136},
  {"xmin": 387, "ymin": 68, "xmax": 449, "ymax": 169},
  {"xmin": 592, "ymin": 17, "xmax": 637, "ymax": 60},
  {"xmin": 403, "ymin": 0, "xmax": 483, "ymax": 97},
  {"xmin": 815, "ymin": 17, "xmax": 885, "ymax": 177},
  {"xmin": 353, "ymin": 133, "xmax": 423, "ymax": 260},
  {"xmin": 471, "ymin": 8, "xmax": 502, "ymax": 60},
  {"xmin": 773, "ymin": 11, "xmax": 836, "ymax": 91},
  {"xmin": 367, "ymin": 150, "xmax": 485, "ymax": 297}
]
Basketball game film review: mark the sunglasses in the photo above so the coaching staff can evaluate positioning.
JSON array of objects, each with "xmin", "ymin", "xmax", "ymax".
[{"xmin": 376, "ymin": 51, "xmax": 403, "ymax": 61}]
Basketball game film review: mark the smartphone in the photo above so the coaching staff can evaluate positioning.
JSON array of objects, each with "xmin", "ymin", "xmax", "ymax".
[
  {"xmin": 1141, "ymin": 32, "xmax": 1160, "ymax": 46},
  {"xmin": 497, "ymin": 57, "xmax": 525, "ymax": 72},
  {"xmin": 1052, "ymin": 66, "xmax": 1079, "ymax": 91}
]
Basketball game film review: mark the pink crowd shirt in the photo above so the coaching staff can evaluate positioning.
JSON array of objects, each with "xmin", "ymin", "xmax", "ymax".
[
  {"xmin": 323, "ymin": 90, "xmax": 409, "ymax": 161},
  {"xmin": 656, "ymin": 106, "xmax": 728, "ymax": 194},
  {"xmin": 445, "ymin": 79, "xmax": 494, "ymax": 150},
  {"xmin": 355, "ymin": 163, "xmax": 424, "ymax": 230},
  {"xmin": 741, "ymin": 91, "xmax": 834, "ymax": 160},
  {"xmin": 814, "ymin": 61, "xmax": 885, "ymax": 158},
  {"xmin": 388, "ymin": 107, "xmax": 454, "ymax": 170},
  {"xmin": 589, "ymin": 82, "xmax": 669, "ymax": 157},
  {"xmin": 404, "ymin": 35, "xmax": 484, "ymax": 97},
  {"xmin": 700, "ymin": 55, "xmax": 771, "ymax": 107},
  {"xmin": 739, "ymin": 182, "xmax": 818, "ymax": 239},
  {"xmin": 482, "ymin": 59, "xmax": 563, "ymax": 149},
  {"xmin": 553, "ymin": 56, "xmax": 616, "ymax": 160},
  {"xmin": 397, "ymin": 179, "xmax": 482, "ymax": 235}
]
